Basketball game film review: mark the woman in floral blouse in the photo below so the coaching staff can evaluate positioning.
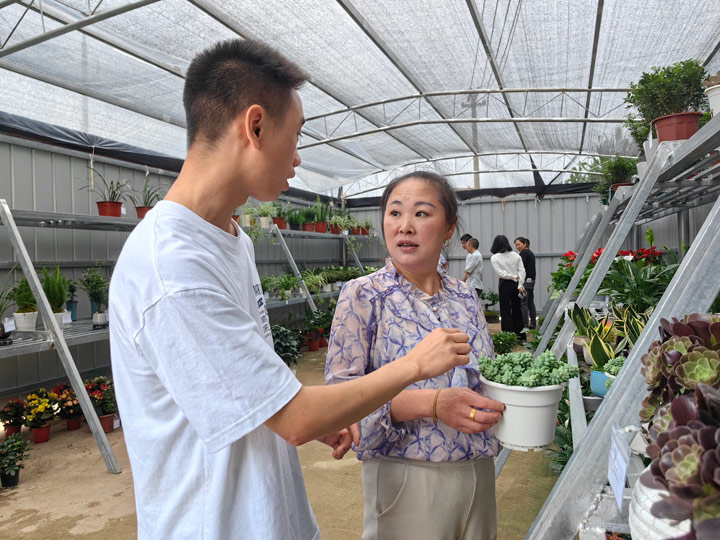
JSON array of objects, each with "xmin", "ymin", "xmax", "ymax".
[{"xmin": 325, "ymin": 171, "xmax": 505, "ymax": 540}]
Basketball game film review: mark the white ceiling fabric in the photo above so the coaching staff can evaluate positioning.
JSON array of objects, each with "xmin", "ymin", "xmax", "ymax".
[{"xmin": 0, "ymin": 0, "xmax": 718, "ymax": 196}]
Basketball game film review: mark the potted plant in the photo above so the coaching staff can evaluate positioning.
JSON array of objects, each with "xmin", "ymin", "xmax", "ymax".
[
  {"xmin": 128, "ymin": 178, "xmax": 165, "ymax": 219},
  {"xmin": 301, "ymin": 207, "xmax": 316, "ymax": 232},
  {"xmin": 480, "ymin": 291, "xmax": 500, "ymax": 323},
  {"xmin": 272, "ymin": 203, "xmax": 286, "ymax": 229},
  {"xmin": 624, "ymin": 59, "xmax": 708, "ymax": 147},
  {"xmin": 238, "ymin": 207, "xmax": 255, "ymax": 228},
  {"xmin": 477, "ymin": 350, "xmax": 579, "ymax": 450},
  {"xmin": 328, "ymin": 212, "xmax": 352, "ymax": 235},
  {"xmin": 0, "ymin": 433, "xmax": 31, "ymax": 489},
  {"xmin": 285, "ymin": 206, "xmax": 303, "ymax": 231},
  {"xmin": 81, "ymin": 167, "xmax": 130, "ymax": 217},
  {"xmin": 79, "ymin": 267, "xmax": 109, "ymax": 325},
  {"xmin": 85, "ymin": 377, "xmax": 117, "ymax": 433},
  {"xmin": 255, "ymin": 202, "xmax": 277, "ymax": 229},
  {"xmin": 592, "ymin": 156, "xmax": 638, "ymax": 196},
  {"xmin": 52, "ymin": 383, "xmax": 83, "ymax": 430},
  {"xmin": 24, "ymin": 389, "xmax": 59, "ymax": 443},
  {"xmin": 41, "ymin": 265, "xmax": 69, "ymax": 331},
  {"xmin": 0, "ymin": 278, "xmax": 15, "ymax": 342},
  {"xmin": 303, "ymin": 308, "xmax": 326, "ymax": 351},
  {"xmin": 271, "ymin": 325, "xmax": 302, "ymax": 371},
  {"xmin": 492, "ymin": 331, "xmax": 519, "ymax": 355},
  {"xmin": 703, "ymin": 71, "xmax": 720, "ymax": 117},
  {"xmin": 278, "ymin": 274, "xmax": 298, "ymax": 300},
  {"xmin": 301, "ymin": 270, "xmax": 327, "ymax": 294},
  {"xmin": 65, "ymin": 280, "xmax": 78, "ymax": 322},
  {"xmin": 0, "ymin": 399, "xmax": 25, "ymax": 438},
  {"xmin": 313, "ymin": 197, "xmax": 331, "ymax": 234},
  {"xmin": 359, "ymin": 219, "xmax": 373, "ymax": 236},
  {"xmin": 11, "ymin": 278, "xmax": 37, "ymax": 332}
]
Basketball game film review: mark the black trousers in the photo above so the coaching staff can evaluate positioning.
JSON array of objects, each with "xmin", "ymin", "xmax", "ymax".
[
  {"xmin": 520, "ymin": 288, "xmax": 536, "ymax": 329},
  {"xmin": 499, "ymin": 279, "xmax": 525, "ymax": 338}
]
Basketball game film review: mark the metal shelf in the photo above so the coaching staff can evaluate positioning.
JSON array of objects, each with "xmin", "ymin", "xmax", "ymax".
[
  {"xmin": 266, "ymin": 290, "xmax": 341, "ymax": 310},
  {"xmin": 0, "ymin": 319, "xmax": 108, "ymax": 359},
  {"xmin": 255, "ymin": 227, "xmax": 370, "ymax": 240},
  {"xmin": 7, "ymin": 209, "xmax": 140, "ymax": 232}
]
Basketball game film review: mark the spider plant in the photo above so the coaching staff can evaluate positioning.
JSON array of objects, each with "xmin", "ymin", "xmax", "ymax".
[
  {"xmin": 128, "ymin": 178, "xmax": 165, "ymax": 208},
  {"xmin": 81, "ymin": 167, "xmax": 130, "ymax": 203}
]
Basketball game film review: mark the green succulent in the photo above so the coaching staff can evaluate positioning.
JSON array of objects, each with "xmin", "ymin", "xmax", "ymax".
[
  {"xmin": 477, "ymin": 351, "xmax": 579, "ymax": 388},
  {"xmin": 674, "ymin": 348, "xmax": 720, "ymax": 390}
]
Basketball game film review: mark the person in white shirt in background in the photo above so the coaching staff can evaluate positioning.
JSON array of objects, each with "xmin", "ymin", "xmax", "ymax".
[
  {"xmin": 437, "ymin": 249, "xmax": 448, "ymax": 274},
  {"xmin": 109, "ymin": 38, "xmax": 474, "ymax": 540},
  {"xmin": 490, "ymin": 234, "xmax": 526, "ymax": 340},
  {"xmin": 462, "ymin": 238, "xmax": 484, "ymax": 300}
]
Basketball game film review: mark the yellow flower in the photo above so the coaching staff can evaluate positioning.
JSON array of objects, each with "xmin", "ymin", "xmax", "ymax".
[{"xmin": 48, "ymin": 392, "xmax": 58, "ymax": 399}]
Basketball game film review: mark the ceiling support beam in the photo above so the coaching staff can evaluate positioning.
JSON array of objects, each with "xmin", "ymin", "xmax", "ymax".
[
  {"xmin": 703, "ymin": 36, "xmax": 720, "ymax": 67},
  {"xmin": 578, "ymin": 0, "xmax": 605, "ymax": 155},
  {"xmin": 337, "ymin": 0, "xmax": 476, "ymax": 155},
  {"xmin": 0, "ymin": 0, "xmax": 159, "ymax": 58},
  {"xmin": 465, "ymin": 0, "xmax": 529, "ymax": 154},
  {"xmin": 186, "ymin": 0, "xmax": 432, "ymax": 162}
]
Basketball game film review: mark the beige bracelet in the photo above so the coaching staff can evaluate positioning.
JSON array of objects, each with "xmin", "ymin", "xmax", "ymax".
[{"xmin": 432, "ymin": 388, "xmax": 442, "ymax": 425}]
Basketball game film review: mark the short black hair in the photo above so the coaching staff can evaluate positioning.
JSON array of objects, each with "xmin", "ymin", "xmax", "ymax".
[
  {"xmin": 183, "ymin": 39, "xmax": 307, "ymax": 147},
  {"xmin": 515, "ymin": 236, "xmax": 530, "ymax": 248},
  {"xmin": 490, "ymin": 235, "xmax": 513, "ymax": 254},
  {"xmin": 460, "ymin": 234, "xmax": 473, "ymax": 242},
  {"xmin": 379, "ymin": 171, "xmax": 458, "ymax": 237},
  {"xmin": 469, "ymin": 238, "xmax": 479, "ymax": 249}
]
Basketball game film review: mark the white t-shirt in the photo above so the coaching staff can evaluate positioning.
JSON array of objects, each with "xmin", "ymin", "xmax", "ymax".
[
  {"xmin": 464, "ymin": 250, "xmax": 484, "ymax": 290},
  {"xmin": 109, "ymin": 201, "xmax": 319, "ymax": 540},
  {"xmin": 490, "ymin": 251, "xmax": 526, "ymax": 289}
]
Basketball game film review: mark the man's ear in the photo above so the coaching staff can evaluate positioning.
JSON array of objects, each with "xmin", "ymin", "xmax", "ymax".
[{"xmin": 242, "ymin": 104, "xmax": 264, "ymax": 149}]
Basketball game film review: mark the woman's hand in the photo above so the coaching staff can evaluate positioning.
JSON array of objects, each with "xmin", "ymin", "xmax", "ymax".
[{"xmin": 435, "ymin": 388, "xmax": 504, "ymax": 434}]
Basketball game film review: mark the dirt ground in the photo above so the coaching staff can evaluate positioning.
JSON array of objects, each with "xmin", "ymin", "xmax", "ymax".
[{"xmin": 0, "ymin": 330, "xmax": 558, "ymax": 539}]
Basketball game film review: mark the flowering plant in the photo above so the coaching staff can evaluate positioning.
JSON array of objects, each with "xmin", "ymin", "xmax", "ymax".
[
  {"xmin": 85, "ymin": 377, "xmax": 117, "ymax": 416},
  {"xmin": 24, "ymin": 389, "xmax": 59, "ymax": 428},
  {"xmin": 0, "ymin": 399, "xmax": 26, "ymax": 427},
  {"xmin": 52, "ymin": 383, "xmax": 83, "ymax": 420}
]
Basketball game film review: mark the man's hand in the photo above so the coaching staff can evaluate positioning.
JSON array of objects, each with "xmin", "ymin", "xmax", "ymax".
[
  {"xmin": 316, "ymin": 424, "xmax": 361, "ymax": 460},
  {"xmin": 403, "ymin": 328, "xmax": 472, "ymax": 381}
]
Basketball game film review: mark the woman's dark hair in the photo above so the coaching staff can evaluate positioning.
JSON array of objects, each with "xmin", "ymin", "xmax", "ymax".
[
  {"xmin": 490, "ymin": 235, "xmax": 513, "ymax": 254},
  {"xmin": 379, "ymin": 171, "xmax": 458, "ymax": 236},
  {"xmin": 515, "ymin": 236, "xmax": 530, "ymax": 248}
]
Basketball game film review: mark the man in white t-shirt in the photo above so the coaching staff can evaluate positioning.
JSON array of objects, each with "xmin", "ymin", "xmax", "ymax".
[
  {"xmin": 462, "ymin": 238, "xmax": 484, "ymax": 299},
  {"xmin": 110, "ymin": 39, "xmax": 477, "ymax": 540}
]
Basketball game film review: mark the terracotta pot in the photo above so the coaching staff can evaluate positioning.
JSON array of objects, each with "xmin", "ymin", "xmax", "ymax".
[
  {"xmin": 272, "ymin": 217, "xmax": 286, "ymax": 229},
  {"xmin": 352, "ymin": 227, "xmax": 362, "ymax": 235},
  {"xmin": 96, "ymin": 201, "xmax": 122, "ymax": 217},
  {"xmin": 135, "ymin": 206, "xmax": 152, "ymax": 219},
  {"xmin": 612, "ymin": 182, "xmax": 634, "ymax": 192},
  {"xmin": 4, "ymin": 425, "xmax": 21, "ymax": 439},
  {"xmin": 32, "ymin": 425, "xmax": 51, "ymax": 444},
  {"xmin": 314, "ymin": 222, "xmax": 328, "ymax": 234},
  {"xmin": 361, "ymin": 227, "xmax": 369, "ymax": 235},
  {"xmin": 308, "ymin": 339, "xmax": 320, "ymax": 351},
  {"xmin": 231, "ymin": 215, "xmax": 240, "ymax": 223},
  {"xmin": 66, "ymin": 418, "xmax": 82, "ymax": 431},
  {"xmin": 329, "ymin": 224, "xmax": 341, "ymax": 235},
  {"xmin": 301, "ymin": 223, "xmax": 315, "ymax": 232},
  {"xmin": 653, "ymin": 112, "xmax": 703, "ymax": 142},
  {"xmin": 1, "ymin": 470, "xmax": 19, "ymax": 489},
  {"xmin": 98, "ymin": 414, "xmax": 115, "ymax": 433},
  {"xmin": 319, "ymin": 337, "xmax": 328, "ymax": 347}
]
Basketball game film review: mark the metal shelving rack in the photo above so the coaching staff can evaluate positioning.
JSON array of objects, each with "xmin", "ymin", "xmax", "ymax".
[{"xmin": 523, "ymin": 114, "xmax": 720, "ymax": 539}]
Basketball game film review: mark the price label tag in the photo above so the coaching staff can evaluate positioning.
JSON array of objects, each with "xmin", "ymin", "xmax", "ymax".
[
  {"xmin": 113, "ymin": 416, "xmax": 121, "ymax": 429},
  {"xmin": 608, "ymin": 422, "xmax": 631, "ymax": 510},
  {"xmin": 62, "ymin": 312, "xmax": 72, "ymax": 325},
  {"xmin": 342, "ymin": 230, "xmax": 349, "ymax": 236},
  {"xmin": 4, "ymin": 319, "xmax": 16, "ymax": 332},
  {"xmin": 121, "ymin": 205, "xmax": 126, "ymax": 216}
]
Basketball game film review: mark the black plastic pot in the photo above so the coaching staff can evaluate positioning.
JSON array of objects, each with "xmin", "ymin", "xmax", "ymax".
[{"xmin": 1, "ymin": 470, "xmax": 19, "ymax": 489}]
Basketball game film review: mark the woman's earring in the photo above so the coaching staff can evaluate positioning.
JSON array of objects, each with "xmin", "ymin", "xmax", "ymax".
[{"xmin": 443, "ymin": 239, "xmax": 450, "ymax": 247}]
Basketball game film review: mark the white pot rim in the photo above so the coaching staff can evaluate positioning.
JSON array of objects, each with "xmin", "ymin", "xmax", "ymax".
[{"xmin": 478, "ymin": 373, "xmax": 567, "ymax": 392}]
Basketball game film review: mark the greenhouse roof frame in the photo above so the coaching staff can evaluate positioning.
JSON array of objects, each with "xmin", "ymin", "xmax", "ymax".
[{"xmin": 0, "ymin": 0, "xmax": 718, "ymax": 196}]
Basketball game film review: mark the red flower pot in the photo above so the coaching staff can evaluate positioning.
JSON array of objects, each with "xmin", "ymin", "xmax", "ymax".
[
  {"xmin": 653, "ymin": 112, "xmax": 703, "ymax": 143},
  {"xmin": 98, "ymin": 414, "xmax": 115, "ymax": 433},
  {"xmin": 96, "ymin": 201, "xmax": 122, "ymax": 217},
  {"xmin": 361, "ymin": 227, "xmax": 369, "ymax": 235},
  {"xmin": 301, "ymin": 223, "xmax": 315, "ymax": 232},
  {"xmin": 308, "ymin": 339, "xmax": 320, "ymax": 351},
  {"xmin": 66, "ymin": 418, "xmax": 82, "ymax": 431},
  {"xmin": 319, "ymin": 337, "xmax": 328, "ymax": 348},
  {"xmin": 135, "ymin": 206, "xmax": 152, "ymax": 219},
  {"xmin": 329, "ymin": 224, "xmax": 341, "ymax": 235},
  {"xmin": 32, "ymin": 425, "xmax": 51, "ymax": 444},
  {"xmin": 272, "ymin": 217, "xmax": 286, "ymax": 229},
  {"xmin": 352, "ymin": 227, "xmax": 362, "ymax": 235},
  {"xmin": 4, "ymin": 425, "xmax": 21, "ymax": 439},
  {"xmin": 314, "ymin": 222, "xmax": 328, "ymax": 234},
  {"xmin": 612, "ymin": 183, "xmax": 634, "ymax": 192}
]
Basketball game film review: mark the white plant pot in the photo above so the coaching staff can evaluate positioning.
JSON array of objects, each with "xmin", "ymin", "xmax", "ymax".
[
  {"xmin": 281, "ymin": 289, "xmax": 291, "ymax": 300},
  {"xmin": 479, "ymin": 374, "xmax": 565, "ymax": 451},
  {"xmin": 322, "ymin": 284, "xmax": 332, "ymax": 293},
  {"xmin": 629, "ymin": 466, "xmax": 691, "ymax": 540},
  {"xmin": 259, "ymin": 216, "xmax": 272, "ymax": 229},
  {"xmin": 92, "ymin": 312, "xmax": 108, "ymax": 325},
  {"xmin": 705, "ymin": 84, "xmax": 720, "ymax": 117},
  {"xmin": 240, "ymin": 215, "xmax": 253, "ymax": 227},
  {"xmin": 44, "ymin": 311, "xmax": 66, "ymax": 334},
  {"xmin": 13, "ymin": 311, "xmax": 38, "ymax": 331},
  {"xmin": 332, "ymin": 282, "xmax": 341, "ymax": 291}
]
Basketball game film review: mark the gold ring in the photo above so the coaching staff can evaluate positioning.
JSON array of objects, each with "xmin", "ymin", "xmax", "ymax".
[{"xmin": 469, "ymin": 407, "xmax": 476, "ymax": 421}]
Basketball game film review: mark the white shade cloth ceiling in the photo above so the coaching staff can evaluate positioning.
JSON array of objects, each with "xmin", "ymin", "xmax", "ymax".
[{"xmin": 0, "ymin": 0, "xmax": 718, "ymax": 196}]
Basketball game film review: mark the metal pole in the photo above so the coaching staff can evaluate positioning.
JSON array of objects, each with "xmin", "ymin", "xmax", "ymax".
[
  {"xmin": 0, "ymin": 200, "xmax": 120, "ymax": 474},
  {"xmin": 270, "ymin": 225, "xmax": 317, "ymax": 312}
]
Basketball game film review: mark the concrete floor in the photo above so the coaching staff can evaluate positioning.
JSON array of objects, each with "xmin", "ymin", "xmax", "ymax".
[{"xmin": 0, "ymin": 333, "xmax": 558, "ymax": 539}]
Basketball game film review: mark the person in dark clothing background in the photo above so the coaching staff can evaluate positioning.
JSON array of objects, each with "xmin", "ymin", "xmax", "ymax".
[
  {"xmin": 515, "ymin": 237, "xmax": 536, "ymax": 330},
  {"xmin": 490, "ymin": 235, "xmax": 525, "ymax": 339}
]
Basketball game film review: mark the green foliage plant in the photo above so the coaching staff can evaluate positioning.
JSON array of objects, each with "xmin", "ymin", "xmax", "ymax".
[
  {"xmin": 301, "ymin": 206, "xmax": 317, "ymax": 224},
  {"xmin": 0, "ymin": 272, "xmax": 15, "ymax": 319},
  {"xmin": 81, "ymin": 167, "xmax": 130, "ymax": 203},
  {"xmin": 301, "ymin": 270, "xmax": 327, "ymax": 292},
  {"xmin": 0, "ymin": 399, "xmax": 26, "ymax": 427},
  {"xmin": 128, "ymin": 178, "xmax": 165, "ymax": 208},
  {"xmin": 314, "ymin": 196, "xmax": 331, "ymax": 223},
  {"xmin": 66, "ymin": 280, "xmax": 77, "ymax": 302},
  {"xmin": 591, "ymin": 156, "xmax": 638, "ymax": 195},
  {"xmin": 477, "ymin": 350, "xmax": 579, "ymax": 388},
  {"xmin": 0, "ymin": 433, "xmax": 31, "ymax": 477},
  {"xmin": 12, "ymin": 278, "xmax": 36, "ymax": 313},
  {"xmin": 492, "ymin": 331, "xmax": 519, "ymax": 355},
  {"xmin": 255, "ymin": 202, "xmax": 279, "ymax": 218},
  {"xmin": 624, "ymin": 59, "xmax": 708, "ymax": 149},
  {"xmin": 79, "ymin": 267, "xmax": 109, "ymax": 312},
  {"xmin": 599, "ymin": 256, "xmax": 678, "ymax": 313},
  {"xmin": 42, "ymin": 266, "xmax": 68, "ymax": 313},
  {"xmin": 271, "ymin": 325, "xmax": 302, "ymax": 367}
]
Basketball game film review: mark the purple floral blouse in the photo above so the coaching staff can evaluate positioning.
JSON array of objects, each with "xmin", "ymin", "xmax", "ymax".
[{"xmin": 325, "ymin": 261, "xmax": 500, "ymax": 462}]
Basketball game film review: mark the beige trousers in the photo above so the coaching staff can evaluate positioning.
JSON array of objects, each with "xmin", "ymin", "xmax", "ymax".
[{"xmin": 361, "ymin": 457, "xmax": 497, "ymax": 540}]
